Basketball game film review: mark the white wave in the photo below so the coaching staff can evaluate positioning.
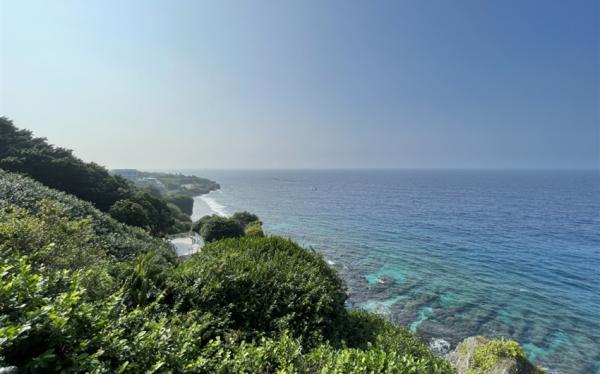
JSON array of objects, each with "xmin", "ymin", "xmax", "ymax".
[
  {"xmin": 429, "ymin": 338, "xmax": 451, "ymax": 356},
  {"xmin": 199, "ymin": 192, "xmax": 229, "ymax": 217},
  {"xmin": 326, "ymin": 259, "xmax": 336, "ymax": 265}
]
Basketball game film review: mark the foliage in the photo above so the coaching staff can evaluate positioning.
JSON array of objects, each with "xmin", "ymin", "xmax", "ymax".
[
  {"xmin": 0, "ymin": 253, "xmax": 221, "ymax": 373},
  {"xmin": 0, "ymin": 167, "xmax": 463, "ymax": 373},
  {"xmin": 166, "ymin": 194, "xmax": 194, "ymax": 216},
  {"xmin": 0, "ymin": 205, "xmax": 458, "ymax": 373},
  {"xmin": 0, "ymin": 118, "xmax": 193, "ymax": 235},
  {"xmin": 191, "ymin": 214, "xmax": 216, "ymax": 234},
  {"xmin": 341, "ymin": 310, "xmax": 438, "ymax": 358},
  {"xmin": 0, "ymin": 170, "xmax": 176, "ymax": 262},
  {"xmin": 467, "ymin": 338, "xmax": 544, "ymax": 374},
  {"xmin": 231, "ymin": 211, "xmax": 261, "ymax": 229},
  {"xmin": 157, "ymin": 332, "xmax": 455, "ymax": 373},
  {"xmin": 128, "ymin": 192, "xmax": 175, "ymax": 236},
  {"xmin": 115, "ymin": 169, "xmax": 220, "ymax": 197},
  {"xmin": 109, "ymin": 199, "xmax": 149, "ymax": 228},
  {"xmin": 0, "ymin": 253, "xmax": 100, "ymax": 372},
  {"xmin": 170, "ymin": 236, "xmax": 347, "ymax": 346},
  {"xmin": 121, "ymin": 251, "xmax": 173, "ymax": 307},
  {"xmin": 199, "ymin": 216, "xmax": 244, "ymax": 243},
  {"xmin": 0, "ymin": 117, "xmax": 130, "ymax": 212},
  {"xmin": 0, "ymin": 201, "xmax": 117, "ymax": 300},
  {"xmin": 165, "ymin": 203, "xmax": 192, "ymax": 234},
  {"xmin": 245, "ymin": 221, "xmax": 265, "ymax": 237}
]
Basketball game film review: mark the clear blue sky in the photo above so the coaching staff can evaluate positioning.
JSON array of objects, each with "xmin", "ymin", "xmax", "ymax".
[{"xmin": 1, "ymin": 0, "xmax": 598, "ymax": 169}]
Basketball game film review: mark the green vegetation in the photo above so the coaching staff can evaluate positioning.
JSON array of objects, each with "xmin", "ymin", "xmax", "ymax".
[
  {"xmin": 0, "ymin": 170, "xmax": 174, "ymax": 262},
  {"xmin": 171, "ymin": 237, "xmax": 347, "ymax": 347},
  {"xmin": 166, "ymin": 194, "xmax": 195, "ymax": 215},
  {"xmin": 467, "ymin": 338, "xmax": 544, "ymax": 374},
  {"xmin": 0, "ymin": 118, "xmax": 195, "ymax": 236},
  {"xmin": 192, "ymin": 210, "xmax": 265, "ymax": 241},
  {"xmin": 112, "ymin": 169, "xmax": 220, "ymax": 198},
  {"xmin": 231, "ymin": 210, "xmax": 261, "ymax": 228},
  {"xmin": 0, "ymin": 122, "xmax": 540, "ymax": 373},
  {"xmin": 191, "ymin": 214, "xmax": 215, "ymax": 233},
  {"xmin": 199, "ymin": 216, "xmax": 245, "ymax": 243},
  {"xmin": 245, "ymin": 220, "xmax": 265, "ymax": 237},
  {"xmin": 0, "ymin": 169, "xmax": 456, "ymax": 372},
  {"xmin": 108, "ymin": 199, "xmax": 149, "ymax": 228},
  {"xmin": 193, "ymin": 212, "xmax": 265, "ymax": 241}
]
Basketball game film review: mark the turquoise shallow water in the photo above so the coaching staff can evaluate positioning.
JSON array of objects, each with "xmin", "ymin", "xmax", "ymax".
[{"xmin": 184, "ymin": 169, "xmax": 600, "ymax": 374}]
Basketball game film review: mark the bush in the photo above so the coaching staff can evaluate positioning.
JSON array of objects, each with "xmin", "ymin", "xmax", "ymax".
[
  {"xmin": 174, "ymin": 332, "xmax": 455, "ymax": 373},
  {"xmin": 109, "ymin": 199, "xmax": 149, "ymax": 228},
  {"xmin": 342, "ymin": 310, "xmax": 439, "ymax": 358},
  {"xmin": 468, "ymin": 338, "xmax": 543, "ymax": 374},
  {"xmin": 0, "ymin": 253, "xmax": 223, "ymax": 373},
  {"xmin": 199, "ymin": 216, "xmax": 244, "ymax": 243},
  {"xmin": 129, "ymin": 192, "xmax": 174, "ymax": 236},
  {"xmin": 165, "ymin": 203, "xmax": 192, "ymax": 234},
  {"xmin": 191, "ymin": 214, "xmax": 216, "ymax": 233},
  {"xmin": 0, "ymin": 170, "xmax": 176, "ymax": 262},
  {"xmin": 166, "ymin": 195, "xmax": 194, "ymax": 216},
  {"xmin": 170, "ymin": 236, "xmax": 347, "ymax": 346},
  {"xmin": 231, "ymin": 211, "xmax": 260, "ymax": 229},
  {"xmin": 0, "ymin": 118, "xmax": 189, "ymax": 236},
  {"xmin": 245, "ymin": 221, "xmax": 265, "ymax": 237},
  {"xmin": 0, "ymin": 117, "xmax": 130, "ymax": 211}
]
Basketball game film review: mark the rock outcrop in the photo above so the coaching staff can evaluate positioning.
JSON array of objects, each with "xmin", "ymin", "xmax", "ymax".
[{"xmin": 447, "ymin": 336, "xmax": 544, "ymax": 374}]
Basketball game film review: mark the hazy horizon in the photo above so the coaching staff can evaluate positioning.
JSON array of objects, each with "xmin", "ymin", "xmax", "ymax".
[{"xmin": 1, "ymin": 0, "xmax": 599, "ymax": 170}]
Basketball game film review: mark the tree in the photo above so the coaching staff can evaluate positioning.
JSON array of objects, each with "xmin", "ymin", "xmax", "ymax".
[
  {"xmin": 130, "ymin": 193, "xmax": 174, "ymax": 236},
  {"xmin": 0, "ymin": 117, "xmax": 186, "ymax": 236},
  {"xmin": 199, "ymin": 216, "xmax": 244, "ymax": 243},
  {"xmin": 192, "ymin": 214, "xmax": 217, "ymax": 234},
  {"xmin": 231, "ymin": 211, "xmax": 260, "ymax": 229},
  {"xmin": 166, "ymin": 195, "xmax": 194, "ymax": 216},
  {"xmin": 109, "ymin": 199, "xmax": 149, "ymax": 228}
]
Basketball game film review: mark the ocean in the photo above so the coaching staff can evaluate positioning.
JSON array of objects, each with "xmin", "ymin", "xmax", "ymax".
[{"xmin": 183, "ymin": 169, "xmax": 599, "ymax": 374}]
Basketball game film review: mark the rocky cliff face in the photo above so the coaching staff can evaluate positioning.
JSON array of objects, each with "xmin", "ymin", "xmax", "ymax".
[{"xmin": 447, "ymin": 336, "xmax": 544, "ymax": 374}]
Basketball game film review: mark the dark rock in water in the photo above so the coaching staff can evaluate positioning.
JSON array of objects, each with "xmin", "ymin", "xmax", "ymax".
[{"xmin": 447, "ymin": 336, "xmax": 543, "ymax": 374}]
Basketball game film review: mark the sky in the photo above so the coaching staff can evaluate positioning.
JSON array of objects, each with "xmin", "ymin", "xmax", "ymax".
[{"xmin": 1, "ymin": 0, "xmax": 599, "ymax": 169}]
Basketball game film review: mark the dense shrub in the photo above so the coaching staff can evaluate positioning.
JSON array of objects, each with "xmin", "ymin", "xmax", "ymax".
[
  {"xmin": 191, "ymin": 214, "xmax": 215, "ymax": 233},
  {"xmin": 166, "ymin": 194, "xmax": 194, "ymax": 215},
  {"xmin": 245, "ymin": 221, "xmax": 265, "ymax": 237},
  {"xmin": 199, "ymin": 216, "xmax": 244, "ymax": 243},
  {"xmin": 467, "ymin": 338, "xmax": 543, "ymax": 374},
  {"xmin": 0, "ymin": 117, "xmax": 130, "ymax": 212},
  {"xmin": 0, "ymin": 253, "xmax": 224, "ymax": 373},
  {"xmin": 0, "ymin": 202, "xmax": 117, "ymax": 298},
  {"xmin": 109, "ymin": 199, "xmax": 149, "ymax": 228},
  {"xmin": 170, "ymin": 236, "xmax": 347, "ymax": 346},
  {"xmin": 0, "ymin": 253, "xmax": 453, "ymax": 374},
  {"xmin": 0, "ymin": 253, "xmax": 101, "ymax": 372},
  {"xmin": 0, "ymin": 164, "xmax": 461, "ymax": 373},
  {"xmin": 0, "ymin": 170, "xmax": 176, "ymax": 262},
  {"xmin": 231, "ymin": 211, "xmax": 261, "ymax": 228},
  {"xmin": 342, "ymin": 310, "xmax": 440, "ymax": 358},
  {"xmin": 166, "ymin": 203, "xmax": 192, "ymax": 234},
  {"xmin": 0, "ymin": 118, "xmax": 190, "ymax": 235},
  {"xmin": 129, "ymin": 192, "xmax": 175, "ymax": 236}
]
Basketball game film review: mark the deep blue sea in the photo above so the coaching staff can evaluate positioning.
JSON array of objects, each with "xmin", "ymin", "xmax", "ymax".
[{"xmin": 182, "ymin": 169, "xmax": 600, "ymax": 374}]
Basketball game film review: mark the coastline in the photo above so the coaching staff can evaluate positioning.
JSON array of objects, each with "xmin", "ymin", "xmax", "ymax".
[
  {"xmin": 176, "ymin": 170, "xmax": 600, "ymax": 373},
  {"xmin": 192, "ymin": 190, "xmax": 228, "ymax": 220}
]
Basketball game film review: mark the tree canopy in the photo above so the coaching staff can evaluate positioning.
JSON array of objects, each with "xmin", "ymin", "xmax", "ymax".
[
  {"xmin": 0, "ymin": 117, "xmax": 192, "ymax": 236},
  {"xmin": 199, "ymin": 216, "xmax": 244, "ymax": 243}
]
